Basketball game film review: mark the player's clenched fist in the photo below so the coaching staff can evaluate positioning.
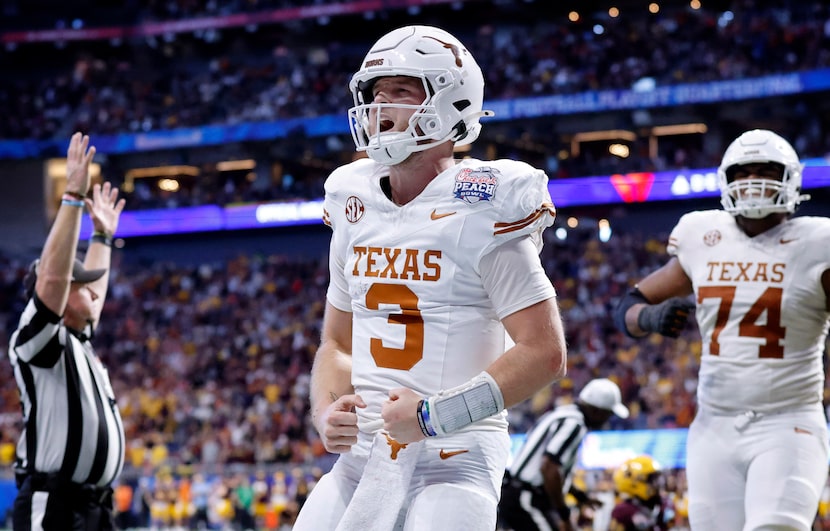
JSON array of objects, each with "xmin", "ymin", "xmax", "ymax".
[
  {"xmin": 638, "ymin": 297, "xmax": 694, "ymax": 338},
  {"xmin": 317, "ymin": 394, "xmax": 366, "ymax": 453},
  {"xmin": 382, "ymin": 388, "xmax": 426, "ymax": 444}
]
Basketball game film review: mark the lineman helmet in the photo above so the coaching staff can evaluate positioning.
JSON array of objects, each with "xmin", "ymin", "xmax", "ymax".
[
  {"xmin": 717, "ymin": 129, "xmax": 808, "ymax": 219},
  {"xmin": 347, "ymin": 25, "xmax": 493, "ymax": 165}
]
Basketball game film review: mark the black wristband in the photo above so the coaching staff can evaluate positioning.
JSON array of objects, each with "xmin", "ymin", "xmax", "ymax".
[
  {"xmin": 614, "ymin": 287, "xmax": 650, "ymax": 337},
  {"xmin": 64, "ymin": 190, "xmax": 86, "ymax": 200},
  {"xmin": 90, "ymin": 232, "xmax": 113, "ymax": 247}
]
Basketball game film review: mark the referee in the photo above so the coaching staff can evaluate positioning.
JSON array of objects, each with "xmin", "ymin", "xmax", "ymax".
[
  {"xmin": 9, "ymin": 132, "xmax": 126, "ymax": 531},
  {"xmin": 499, "ymin": 378, "xmax": 630, "ymax": 531}
]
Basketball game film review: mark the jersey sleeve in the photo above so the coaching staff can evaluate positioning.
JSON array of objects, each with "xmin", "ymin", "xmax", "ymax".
[
  {"xmin": 666, "ymin": 210, "xmax": 730, "ymax": 279},
  {"xmin": 480, "ymin": 236, "xmax": 556, "ymax": 320},
  {"xmin": 322, "ymin": 162, "xmax": 369, "ymax": 312},
  {"xmin": 325, "ymin": 230, "xmax": 351, "ymax": 312},
  {"xmin": 666, "ymin": 212, "xmax": 696, "ymax": 258},
  {"xmin": 479, "ymin": 161, "xmax": 557, "ymax": 259}
]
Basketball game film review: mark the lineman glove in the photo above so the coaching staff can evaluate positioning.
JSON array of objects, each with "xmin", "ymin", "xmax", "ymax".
[{"xmin": 637, "ymin": 298, "xmax": 694, "ymax": 338}]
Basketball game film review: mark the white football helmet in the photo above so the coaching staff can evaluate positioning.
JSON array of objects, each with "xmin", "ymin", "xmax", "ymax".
[
  {"xmin": 717, "ymin": 129, "xmax": 808, "ymax": 218},
  {"xmin": 347, "ymin": 25, "xmax": 493, "ymax": 165}
]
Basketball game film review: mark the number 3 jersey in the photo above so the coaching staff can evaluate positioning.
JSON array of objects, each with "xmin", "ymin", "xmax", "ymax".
[
  {"xmin": 323, "ymin": 157, "xmax": 557, "ymax": 430},
  {"xmin": 667, "ymin": 210, "xmax": 830, "ymax": 414}
]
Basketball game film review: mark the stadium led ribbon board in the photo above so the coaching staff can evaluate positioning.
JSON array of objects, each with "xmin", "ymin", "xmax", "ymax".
[{"xmin": 78, "ymin": 163, "xmax": 830, "ymax": 239}]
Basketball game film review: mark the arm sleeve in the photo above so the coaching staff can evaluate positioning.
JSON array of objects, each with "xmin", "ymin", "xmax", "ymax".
[{"xmin": 480, "ymin": 235, "xmax": 556, "ymax": 320}]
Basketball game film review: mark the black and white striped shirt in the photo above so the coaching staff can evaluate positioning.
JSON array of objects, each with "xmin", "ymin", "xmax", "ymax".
[
  {"xmin": 507, "ymin": 404, "xmax": 587, "ymax": 493},
  {"xmin": 9, "ymin": 295, "xmax": 125, "ymax": 487}
]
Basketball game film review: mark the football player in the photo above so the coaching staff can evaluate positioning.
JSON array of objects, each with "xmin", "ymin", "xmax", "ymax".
[
  {"xmin": 610, "ymin": 455, "xmax": 669, "ymax": 531},
  {"xmin": 293, "ymin": 25, "xmax": 567, "ymax": 530},
  {"xmin": 615, "ymin": 129, "xmax": 830, "ymax": 530}
]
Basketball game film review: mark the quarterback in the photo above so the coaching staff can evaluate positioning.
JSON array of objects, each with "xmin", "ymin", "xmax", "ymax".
[
  {"xmin": 292, "ymin": 25, "xmax": 567, "ymax": 531},
  {"xmin": 616, "ymin": 129, "xmax": 830, "ymax": 530}
]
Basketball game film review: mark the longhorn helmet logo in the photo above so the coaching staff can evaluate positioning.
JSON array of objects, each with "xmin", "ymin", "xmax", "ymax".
[{"xmin": 425, "ymin": 36, "xmax": 463, "ymax": 67}]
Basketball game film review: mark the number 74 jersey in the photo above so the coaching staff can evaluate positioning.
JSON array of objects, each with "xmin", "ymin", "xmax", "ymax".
[{"xmin": 667, "ymin": 210, "xmax": 830, "ymax": 414}]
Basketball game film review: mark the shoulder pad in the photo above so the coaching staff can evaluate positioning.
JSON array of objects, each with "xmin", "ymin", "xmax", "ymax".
[
  {"xmin": 667, "ymin": 210, "xmax": 728, "ymax": 256},
  {"xmin": 477, "ymin": 160, "xmax": 556, "ymax": 255}
]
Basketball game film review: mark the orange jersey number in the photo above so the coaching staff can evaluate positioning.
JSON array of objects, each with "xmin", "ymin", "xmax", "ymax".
[
  {"xmin": 365, "ymin": 283, "xmax": 424, "ymax": 370},
  {"xmin": 697, "ymin": 285, "xmax": 786, "ymax": 358}
]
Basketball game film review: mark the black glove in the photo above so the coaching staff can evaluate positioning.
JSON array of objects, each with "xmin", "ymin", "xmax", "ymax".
[{"xmin": 637, "ymin": 297, "xmax": 694, "ymax": 338}]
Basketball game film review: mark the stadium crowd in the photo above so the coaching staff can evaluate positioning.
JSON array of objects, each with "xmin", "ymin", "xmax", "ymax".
[{"xmin": 2, "ymin": 0, "xmax": 830, "ymax": 143}]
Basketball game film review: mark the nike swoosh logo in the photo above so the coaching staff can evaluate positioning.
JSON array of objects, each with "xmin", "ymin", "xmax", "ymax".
[
  {"xmin": 439, "ymin": 449, "xmax": 469, "ymax": 460},
  {"xmin": 430, "ymin": 209, "xmax": 457, "ymax": 220},
  {"xmin": 779, "ymin": 238, "xmax": 798, "ymax": 244},
  {"xmin": 794, "ymin": 427, "xmax": 813, "ymax": 435}
]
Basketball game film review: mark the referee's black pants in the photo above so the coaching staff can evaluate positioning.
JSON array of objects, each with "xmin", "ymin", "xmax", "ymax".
[
  {"xmin": 13, "ymin": 473, "xmax": 115, "ymax": 531},
  {"xmin": 498, "ymin": 474, "xmax": 560, "ymax": 531}
]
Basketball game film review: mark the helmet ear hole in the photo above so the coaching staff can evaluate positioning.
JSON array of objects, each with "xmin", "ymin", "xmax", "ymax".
[{"xmin": 417, "ymin": 116, "xmax": 441, "ymax": 135}]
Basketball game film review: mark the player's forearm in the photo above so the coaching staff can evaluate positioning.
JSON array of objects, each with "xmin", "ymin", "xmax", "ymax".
[
  {"xmin": 489, "ymin": 343, "xmax": 566, "ymax": 408},
  {"xmin": 309, "ymin": 341, "xmax": 354, "ymax": 430},
  {"xmin": 489, "ymin": 301, "xmax": 567, "ymax": 407},
  {"xmin": 623, "ymin": 303, "xmax": 649, "ymax": 337}
]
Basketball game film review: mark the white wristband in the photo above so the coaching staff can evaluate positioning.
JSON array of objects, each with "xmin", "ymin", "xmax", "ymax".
[{"xmin": 425, "ymin": 371, "xmax": 505, "ymax": 436}]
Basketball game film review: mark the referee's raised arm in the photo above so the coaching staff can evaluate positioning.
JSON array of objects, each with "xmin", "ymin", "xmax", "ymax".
[{"xmin": 9, "ymin": 132, "xmax": 127, "ymax": 531}]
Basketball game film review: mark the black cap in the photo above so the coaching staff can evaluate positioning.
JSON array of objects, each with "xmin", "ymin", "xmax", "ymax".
[
  {"xmin": 23, "ymin": 258, "xmax": 107, "ymax": 299},
  {"xmin": 71, "ymin": 259, "xmax": 107, "ymax": 284}
]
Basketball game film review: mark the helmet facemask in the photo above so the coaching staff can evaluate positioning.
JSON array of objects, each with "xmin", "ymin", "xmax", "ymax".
[
  {"xmin": 348, "ymin": 70, "xmax": 465, "ymax": 165},
  {"xmin": 720, "ymin": 162, "xmax": 800, "ymax": 219},
  {"xmin": 716, "ymin": 129, "xmax": 809, "ymax": 219}
]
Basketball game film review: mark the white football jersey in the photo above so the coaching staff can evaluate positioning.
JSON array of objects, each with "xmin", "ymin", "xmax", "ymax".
[
  {"xmin": 668, "ymin": 210, "xmax": 830, "ymax": 413},
  {"xmin": 324, "ymin": 157, "xmax": 557, "ymax": 431}
]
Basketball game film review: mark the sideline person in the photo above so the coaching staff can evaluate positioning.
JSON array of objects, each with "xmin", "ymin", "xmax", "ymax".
[{"xmin": 9, "ymin": 132, "xmax": 126, "ymax": 530}]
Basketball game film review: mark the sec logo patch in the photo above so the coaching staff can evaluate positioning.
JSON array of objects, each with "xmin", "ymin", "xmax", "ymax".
[
  {"xmin": 703, "ymin": 229, "xmax": 721, "ymax": 246},
  {"xmin": 345, "ymin": 196, "xmax": 365, "ymax": 223}
]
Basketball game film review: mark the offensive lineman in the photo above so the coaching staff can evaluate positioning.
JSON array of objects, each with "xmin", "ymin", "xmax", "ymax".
[
  {"xmin": 292, "ymin": 25, "xmax": 567, "ymax": 531},
  {"xmin": 615, "ymin": 129, "xmax": 830, "ymax": 530}
]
